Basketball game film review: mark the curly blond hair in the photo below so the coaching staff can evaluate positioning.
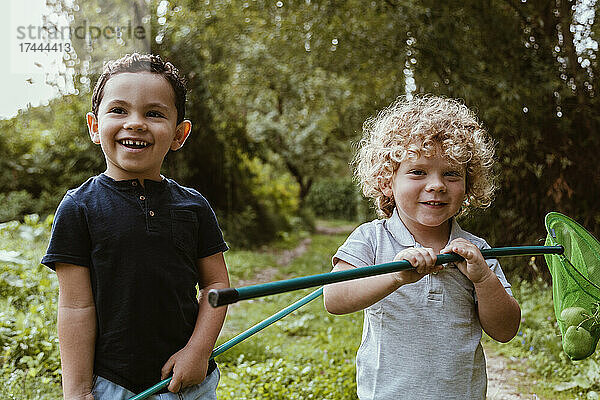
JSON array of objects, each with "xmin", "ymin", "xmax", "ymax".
[{"xmin": 354, "ymin": 95, "xmax": 496, "ymax": 218}]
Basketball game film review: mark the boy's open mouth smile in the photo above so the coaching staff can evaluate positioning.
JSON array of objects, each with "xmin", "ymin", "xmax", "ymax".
[
  {"xmin": 118, "ymin": 139, "xmax": 151, "ymax": 149},
  {"xmin": 420, "ymin": 201, "xmax": 448, "ymax": 206}
]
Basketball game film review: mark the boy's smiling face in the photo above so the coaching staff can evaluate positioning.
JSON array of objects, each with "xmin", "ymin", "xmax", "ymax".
[
  {"xmin": 381, "ymin": 147, "xmax": 466, "ymax": 240},
  {"xmin": 87, "ymin": 71, "xmax": 191, "ymax": 182}
]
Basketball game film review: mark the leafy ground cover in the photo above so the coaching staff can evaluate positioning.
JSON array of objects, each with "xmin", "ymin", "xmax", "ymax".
[
  {"xmin": 0, "ymin": 215, "xmax": 62, "ymax": 399},
  {"xmin": 2, "ymin": 217, "xmax": 600, "ymax": 399}
]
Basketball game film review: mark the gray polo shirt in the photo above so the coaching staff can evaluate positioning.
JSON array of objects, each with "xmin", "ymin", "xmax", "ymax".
[{"xmin": 333, "ymin": 209, "xmax": 512, "ymax": 400}]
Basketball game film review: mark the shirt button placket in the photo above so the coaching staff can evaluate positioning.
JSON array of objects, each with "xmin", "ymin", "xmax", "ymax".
[
  {"xmin": 147, "ymin": 208, "xmax": 158, "ymax": 232},
  {"xmin": 135, "ymin": 185, "xmax": 153, "ymax": 230}
]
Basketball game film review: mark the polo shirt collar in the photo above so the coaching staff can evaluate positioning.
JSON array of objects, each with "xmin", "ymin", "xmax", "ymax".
[
  {"xmin": 447, "ymin": 217, "xmax": 466, "ymax": 244},
  {"xmin": 385, "ymin": 208, "xmax": 417, "ymax": 247},
  {"xmin": 98, "ymin": 173, "xmax": 167, "ymax": 191},
  {"xmin": 385, "ymin": 207, "xmax": 464, "ymax": 247}
]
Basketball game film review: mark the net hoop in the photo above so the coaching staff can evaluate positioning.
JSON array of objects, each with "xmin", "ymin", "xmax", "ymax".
[
  {"xmin": 545, "ymin": 212, "xmax": 600, "ymax": 301},
  {"xmin": 545, "ymin": 211, "xmax": 600, "ymax": 362}
]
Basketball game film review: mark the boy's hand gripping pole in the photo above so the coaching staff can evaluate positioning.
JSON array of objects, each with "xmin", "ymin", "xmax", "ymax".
[
  {"xmin": 129, "ymin": 288, "xmax": 324, "ymax": 399},
  {"xmin": 208, "ymin": 245, "xmax": 564, "ymax": 307}
]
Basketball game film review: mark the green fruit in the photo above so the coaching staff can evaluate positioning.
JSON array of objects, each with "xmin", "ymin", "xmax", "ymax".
[
  {"xmin": 561, "ymin": 307, "xmax": 592, "ymax": 329},
  {"xmin": 563, "ymin": 325, "xmax": 595, "ymax": 360}
]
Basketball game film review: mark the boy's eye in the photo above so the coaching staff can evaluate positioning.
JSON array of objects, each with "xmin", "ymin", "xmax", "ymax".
[
  {"xmin": 109, "ymin": 107, "xmax": 126, "ymax": 114},
  {"xmin": 445, "ymin": 171, "xmax": 463, "ymax": 178},
  {"xmin": 147, "ymin": 111, "xmax": 165, "ymax": 118},
  {"xmin": 409, "ymin": 170, "xmax": 426, "ymax": 176}
]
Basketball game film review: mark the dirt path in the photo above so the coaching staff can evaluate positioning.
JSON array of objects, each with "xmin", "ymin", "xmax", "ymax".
[
  {"xmin": 485, "ymin": 344, "xmax": 542, "ymax": 399},
  {"xmin": 233, "ymin": 237, "xmax": 312, "ymax": 289},
  {"xmin": 485, "ymin": 349, "xmax": 525, "ymax": 399},
  {"xmin": 234, "ymin": 222, "xmax": 352, "ymax": 287}
]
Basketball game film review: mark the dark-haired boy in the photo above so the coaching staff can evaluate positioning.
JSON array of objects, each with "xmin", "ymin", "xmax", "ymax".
[{"xmin": 42, "ymin": 53, "xmax": 229, "ymax": 400}]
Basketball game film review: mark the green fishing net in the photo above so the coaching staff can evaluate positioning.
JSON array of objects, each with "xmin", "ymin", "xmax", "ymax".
[{"xmin": 545, "ymin": 212, "xmax": 600, "ymax": 360}]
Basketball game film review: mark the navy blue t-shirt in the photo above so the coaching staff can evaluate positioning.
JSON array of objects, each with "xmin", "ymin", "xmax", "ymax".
[{"xmin": 42, "ymin": 174, "xmax": 228, "ymax": 394}]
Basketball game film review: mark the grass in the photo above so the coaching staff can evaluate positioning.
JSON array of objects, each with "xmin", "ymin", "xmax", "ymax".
[{"xmin": 216, "ymin": 232, "xmax": 361, "ymax": 399}]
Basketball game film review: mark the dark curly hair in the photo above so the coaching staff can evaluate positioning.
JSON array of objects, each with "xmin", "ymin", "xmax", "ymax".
[{"xmin": 91, "ymin": 53, "xmax": 187, "ymax": 123}]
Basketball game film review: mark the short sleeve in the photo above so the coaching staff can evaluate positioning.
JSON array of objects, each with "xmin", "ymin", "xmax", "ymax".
[
  {"xmin": 332, "ymin": 223, "xmax": 376, "ymax": 268},
  {"xmin": 196, "ymin": 199, "xmax": 228, "ymax": 259},
  {"xmin": 41, "ymin": 194, "xmax": 92, "ymax": 270}
]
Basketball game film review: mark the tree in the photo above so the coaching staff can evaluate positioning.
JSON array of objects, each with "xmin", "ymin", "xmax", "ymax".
[
  {"xmin": 406, "ymin": 1, "xmax": 598, "ymax": 242},
  {"xmin": 154, "ymin": 0, "xmax": 370, "ymax": 202},
  {"xmin": 5, "ymin": 0, "xmax": 598, "ymax": 256}
]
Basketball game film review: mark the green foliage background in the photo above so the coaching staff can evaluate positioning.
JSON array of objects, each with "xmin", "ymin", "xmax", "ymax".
[
  {"xmin": 2, "ymin": 0, "xmax": 600, "ymax": 398},
  {"xmin": 2, "ymin": 0, "xmax": 598, "ymax": 255}
]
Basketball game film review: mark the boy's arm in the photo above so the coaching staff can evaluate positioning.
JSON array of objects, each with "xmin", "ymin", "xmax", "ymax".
[
  {"xmin": 323, "ymin": 260, "xmax": 401, "ymax": 314},
  {"xmin": 161, "ymin": 252, "xmax": 229, "ymax": 393},
  {"xmin": 55, "ymin": 263, "xmax": 96, "ymax": 400},
  {"xmin": 442, "ymin": 239, "xmax": 521, "ymax": 343},
  {"xmin": 323, "ymin": 248, "xmax": 442, "ymax": 315},
  {"xmin": 473, "ymin": 271, "xmax": 521, "ymax": 342}
]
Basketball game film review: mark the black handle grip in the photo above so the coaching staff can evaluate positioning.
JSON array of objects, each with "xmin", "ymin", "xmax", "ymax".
[{"xmin": 208, "ymin": 287, "xmax": 239, "ymax": 307}]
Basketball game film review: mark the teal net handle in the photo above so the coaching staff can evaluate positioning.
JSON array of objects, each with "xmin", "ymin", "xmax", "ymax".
[
  {"xmin": 130, "ymin": 245, "xmax": 563, "ymax": 399},
  {"xmin": 128, "ymin": 288, "xmax": 324, "ymax": 400},
  {"xmin": 209, "ymin": 245, "xmax": 564, "ymax": 307}
]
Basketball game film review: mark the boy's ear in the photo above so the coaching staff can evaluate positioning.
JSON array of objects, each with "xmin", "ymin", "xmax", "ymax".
[
  {"xmin": 86, "ymin": 112, "xmax": 101, "ymax": 144},
  {"xmin": 171, "ymin": 120, "xmax": 192, "ymax": 151}
]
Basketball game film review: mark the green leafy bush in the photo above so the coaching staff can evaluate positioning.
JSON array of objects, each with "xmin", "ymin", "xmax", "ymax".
[
  {"xmin": 0, "ymin": 191, "xmax": 38, "ymax": 223},
  {"xmin": 0, "ymin": 95, "xmax": 103, "ymax": 223},
  {"xmin": 305, "ymin": 178, "xmax": 374, "ymax": 221},
  {"xmin": 0, "ymin": 216, "xmax": 62, "ymax": 399},
  {"xmin": 220, "ymin": 155, "xmax": 305, "ymax": 248},
  {"xmin": 219, "ymin": 354, "xmax": 356, "ymax": 399}
]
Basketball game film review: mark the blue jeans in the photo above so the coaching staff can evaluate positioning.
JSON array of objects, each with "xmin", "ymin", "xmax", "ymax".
[{"xmin": 92, "ymin": 368, "xmax": 220, "ymax": 400}]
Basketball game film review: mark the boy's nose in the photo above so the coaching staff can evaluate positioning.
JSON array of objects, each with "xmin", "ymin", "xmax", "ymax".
[
  {"xmin": 123, "ymin": 118, "xmax": 147, "ymax": 131},
  {"xmin": 425, "ymin": 175, "xmax": 446, "ymax": 192}
]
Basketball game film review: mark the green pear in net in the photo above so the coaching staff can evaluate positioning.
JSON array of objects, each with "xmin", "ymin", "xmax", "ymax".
[{"xmin": 545, "ymin": 212, "xmax": 600, "ymax": 360}]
